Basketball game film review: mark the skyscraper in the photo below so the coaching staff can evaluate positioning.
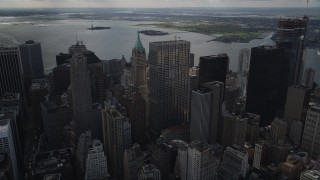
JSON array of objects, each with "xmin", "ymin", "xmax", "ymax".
[
  {"xmin": 0, "ymin": 47, "xmax": 25, "ymax": 100},
  {"xmin": 138, "ymin": 164, "xmax": 161, "ymax": 180},
  {"xmin": 149, "ymin": 40, "xmax": 192, "ymax": 137},
  {"xmin": 102, "ymin": 104, "xmax": 132, "ymax": 179},
  {"xmin": 199, "ymin": 54, "xmax": 229, "ymax": 85},
  {"xmin": 246, "ymin": 46, "xmax": 290, "ymax": 126},
  {"xmin": 190, "ymin": 81, "xmax": 224, "ymax": 144},
  {"xmin": 270, "ymin": 118, "xmax": 287, "ymax": 145},
  {"xmin": 70, "ymin": 52, "xmax": 93, "ymax": 137},
  {"xmin": 237, "ymin": 48, "xmax": 250, "ymax": 97},
  {"xmin": 123, "ymin": 143, "xmax": 145, "ymax": 180},
  {"xmin": 18, "ymin": 40, "xmax": 44, "ymax": 78},
  {"xmin": 222, "ymin": 114, "xmax": 247, "ymax": 148},
  {"xmin": 131, "ymin": 32, "xmax": 147, "ymax": 92},
  {"xmin": 52, "ymin": 64, "xmax": 71, "ymax": 95},
  {"xmin": 276, "ymin": 17, "xmax": 308, "ymax": 86},
  {"xmin": 301, "ymin": 105, "xmax": 320, "ymax": 158}
]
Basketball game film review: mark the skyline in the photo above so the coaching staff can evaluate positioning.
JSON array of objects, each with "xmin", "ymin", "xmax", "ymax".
[{"xmin": 0, "ymin": 0, "xmax": 320, "ymax": 8}]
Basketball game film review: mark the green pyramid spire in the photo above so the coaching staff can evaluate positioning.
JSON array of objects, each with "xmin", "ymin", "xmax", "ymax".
[{"xmin": 134, "ymin": 32, "xmax": 144, "ymax": 50}]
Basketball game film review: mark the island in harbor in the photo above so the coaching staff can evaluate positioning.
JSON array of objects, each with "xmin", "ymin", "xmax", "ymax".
[
  {"xmin": 139, "ymin": 30, "xmax": 169, "ymax": 36},
  {"xmin": 88, "ymin": 23, "xmax": 111, "ymax": 30}
]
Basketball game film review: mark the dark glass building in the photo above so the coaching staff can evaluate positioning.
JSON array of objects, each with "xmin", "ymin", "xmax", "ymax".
[
  {"xmin": 246, "ymin": 46, "xmax": 290, "ymax": 127},
  {"xmin": 199, "ymin": 54, "xmax": 229, "ymax": 86}
]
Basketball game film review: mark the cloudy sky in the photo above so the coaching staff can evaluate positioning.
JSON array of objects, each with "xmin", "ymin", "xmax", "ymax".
[{"xmin": 0, "ymin": 0, "xmax": 319, "ymax": 8}]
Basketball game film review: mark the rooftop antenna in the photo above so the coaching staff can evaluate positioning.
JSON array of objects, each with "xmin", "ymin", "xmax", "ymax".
[
  {"xmin": 305, "ymin": 0, "xmax": 309, "ymax": 16},
  {"xmin": 76, "ymin": 29, "xmax": 78, "ymax": 43}
]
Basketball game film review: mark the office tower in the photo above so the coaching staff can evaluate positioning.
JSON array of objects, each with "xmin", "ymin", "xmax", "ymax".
[
  {"xmin": 300, "ymin": 170, "xmax": 320, "ymax": 180},
  {"xmin": 0, "ymin": 119, "xmax": 20, "ymax": 180},
  {"xmin": 303, "ymin": 68, "xmax": 316, "ymax": 88},
  {"xmin": 0, "ymin": 47, "xmax": 25, "ymax": 100},
  {"xmin": 70, "ymin": 52, "xmax": 93, "ymax": 137},
  {"xmin": 190, "ymin": 81, "xmax": 224, "ymax": 144},
  {"xmin": 245, "ymin": 113, "xmax": 260, "ymax": 144},
  {"xmin": 284, "ymin": 86, "xmax": 311, "ymax": 132},
  {"xmin": 224, "ymin": 86, "xmax": 242, "ymax": 113},
  {"xmin": 85, "ymin": 140, "xmax": 110, "ymax": 180},
  {"xmin": 199, "ymin": 54, "xmax": 229, "ymax": 86},
  {"xmin": 301, "ymin": 106, "xmax": 320, "ymax": 158},
  {"xmin": 271, "ymin": 118, "xmax": 287, "ymax": 145},
  {"xmin": 123, "ymin": 143, "xmax": 145, "ymax": 180},
  {"xmin": 187, "ymin": 141, "xmax": 223, "ymax": 180},
  {"xmin": 246, "ymin": 46, "xmax": 290, "ymax": 126},
  {"xmin": 18, "ymin": 40, "xmax": 44, "ymax": 78},
  {"xmin": 29, "ymin": 79, "xmax": 49, "ymax": 130},
  {"xmin": 121, "ymin": 62, "xmax": 133, "ymax": 88},
  {"xmin": 41, "ymin": 101, "xmax": 72, "ymax": 142},
  {"xmin": 0, "ymin": 149, "xmax": 14, "ymax": 180},
  {"xmin": 149, "ymin": 40, "xmax": 192, "ymax": 137},
  {"xmin": 138, "ymin": 164, "xmax": 161, "ymax": 180},
  {"xmin": 31, "ymin": 148, "xmax": 74, "ymax": 180},
  {"xmin": 131, "ymin": 32, "xmax": 147, "ymax": 91},
  {"xmin": 219, "ymin": 145, "xmax": 249, "ymax": 179},
  {"xmin": 276, "ymin": 17, "xmax": 308, "ymax": 86},
  {"xmin": 237, "ymin": 48, "xmax": 250, "ymax": 97},
  {"xmin": 52, "ymin": 64, "xmax": 71, "ymax": 95},
  {"xmin": 124, "ymin": 92, "xmax": 146, "ymax": 147},
  {"xmin": 253, "ymin": 141, "xmax": 267, "ymax": 170},
  {"xmin": 90, "ymin": 103, "xmax": 103, "ymax": 141},
  {"xmin": 290, "ymin": 120, "xmax": 303, "ymax": 146},
  {"xmin": 76, "ymin": 131, "xmax": 93, "ymax": 173},
  {"xmin": 102, "ymin": 104, "xmax": 132, "ymax": 179},
  {"xmin": 222, "ymin": 114, "xmax": 248, "ymax": 148}
]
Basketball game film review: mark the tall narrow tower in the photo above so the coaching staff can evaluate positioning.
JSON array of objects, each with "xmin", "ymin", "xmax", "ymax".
[
  {"xmin": 70, "ymin": 52, "xmax": 93, "ymax": 137},
  {"xmin": 131, "ymin": 32, "xmax": 147, "ymax": 93}
]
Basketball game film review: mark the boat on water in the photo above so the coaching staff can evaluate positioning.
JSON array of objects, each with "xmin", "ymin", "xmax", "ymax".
[
  {"xmin": 317, "ymin": 49, "xmax": 320, "ymax": 56},
  {"xmin": 88, "ymin": 23, "xmax": 111, "ymax": 30}
]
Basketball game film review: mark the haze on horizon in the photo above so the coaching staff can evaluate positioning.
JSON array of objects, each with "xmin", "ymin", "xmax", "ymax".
[{"xmin": 0, "ymin": 0, "xmax": 320, "ymax": 8}]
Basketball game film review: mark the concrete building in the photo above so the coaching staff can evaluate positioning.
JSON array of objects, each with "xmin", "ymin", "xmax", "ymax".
[
  {"xmin": 121, "ymin": 62, "xmax": 133, "ymax": 89},
  {"xmin": 303, "ymin": 68, "xmax": 316, "ymax": 88},
  {"xmin": 123, "ymin": 143, "xmax": 145, "ymax": 180},
  {"xmin": 85, "ymin": 140, "xmax": 110, "ymax": 180},
  {"xmin": 18, "ymin": 40, "xmax": 44, "ymax": 78},
  {"xmin": 138, "ymin": 164, "xmax": 161, "ymax": 180},
  {"xmin": 237, "ymin": 48, "xmax": 250, "ymax": 97},
  {"xmin": 68, "ymin": 41, "xmax": 87, "ymax": 55},
  {"xmin": 222, "ymin": 114, "xmax": 248, "ymax": 148},
  {"xmin": 190, "ymin": 81, "xmax": 224, "ymax": 144},
  {"xmin": 301, "ymin": 105, "xmax": 320, "ymax": 158},
  {"xmin": 271, "ymin": 118, "xmax": 287, "ymax": 145},
  {"xmin": 173, "ymin": 141, "xmax": 189, "ymax": 180},
  {"xmin": 246, "ymin": 46, "xmax": 290, "ymax": 126},
  {"xmin": 187, "ymin": 141, "xmax": 223, "ymax": 180},
  {"xmin": 284, "ymin": 86, "xmax": 311, "ymax": 134},
  {"xmin": 253, "ymin": 141, "xmax": 268, "ymax": 170},
  {"xmin": 70, "ymin": 52, "xmax": 93, "ymax": 138},
  {"xmin": 219, "ymin": 145, "xmax": 249, "ymax": 179},
  {"xmin": 281, "ymin": 152, "xmax": 303, "ymax": 180},
  {"xmin": 0, "ymin": 47, "xmax": 25, "ymax": 101},
  {"xmin": 56, "ymin": 52, "xmax": 72, "ymax": 66},
  {"xmin": 149, "ymin": 40, "xmax": 192, "ymax": 138},
  {"xmin": 102, "ymin": 103, "xmax": 132, "ymax": 179},
  {"xmin": 300, "ymin": 170, "xmax": 320, "ymax": 180}
]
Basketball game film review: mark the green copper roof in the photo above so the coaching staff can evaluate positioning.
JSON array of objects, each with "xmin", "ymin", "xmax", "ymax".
[{"xmin": 134, "ymin": 32, "xmax": 144, "ymax": 50}]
